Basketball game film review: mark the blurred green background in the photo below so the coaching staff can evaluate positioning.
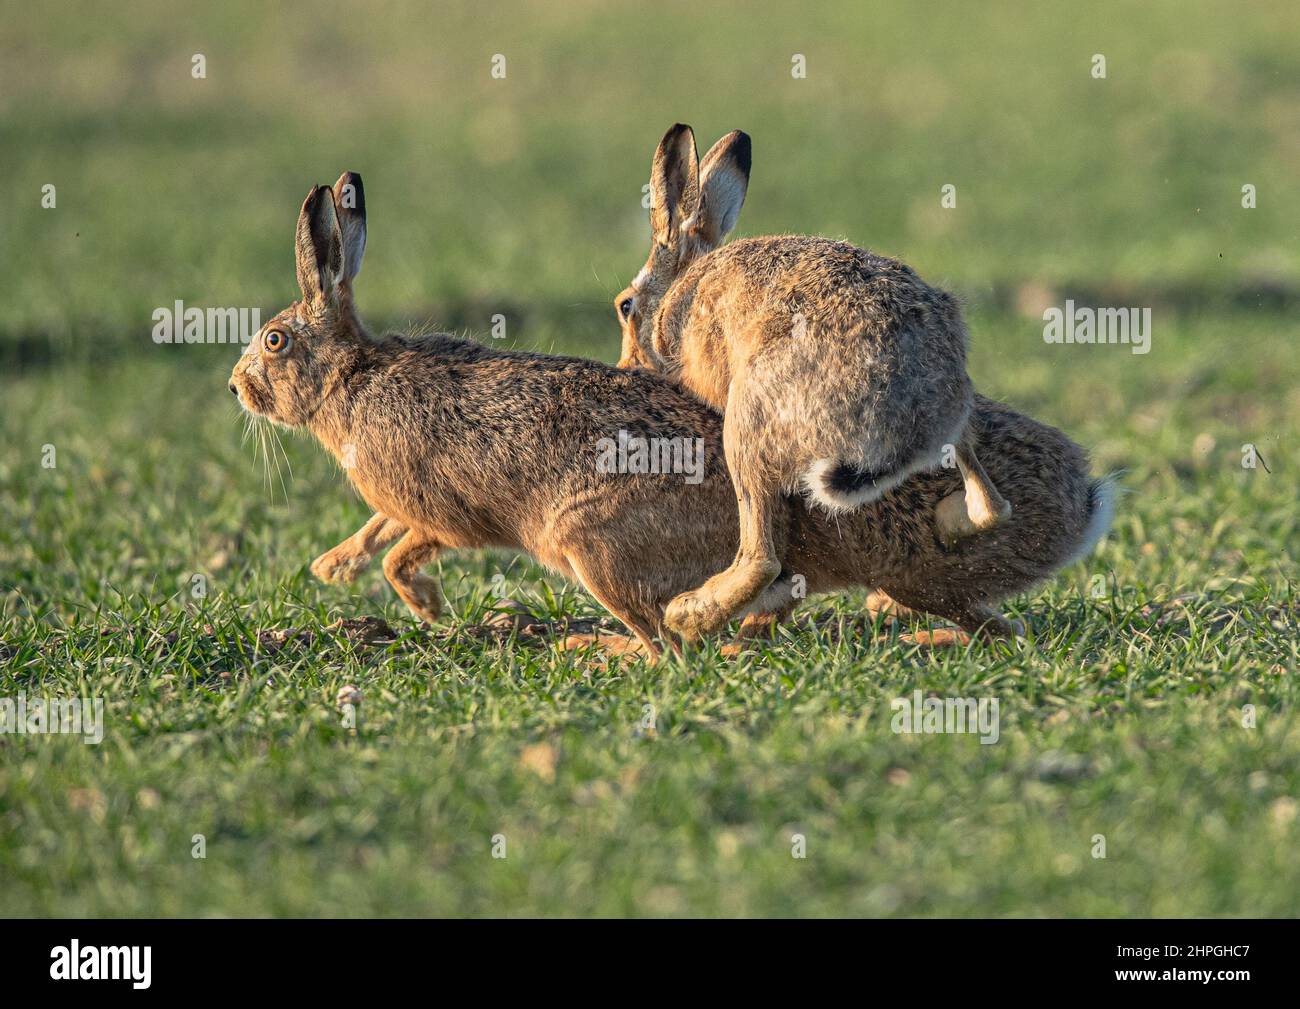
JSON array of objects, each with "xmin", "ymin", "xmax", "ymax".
[
  {"xmin": 2, "ymin": 1, "xmax": 1298, "ymax": 917},
  {"xmin": 3, "ymin": 0, "xmax": 1299, "ymax": 353}
]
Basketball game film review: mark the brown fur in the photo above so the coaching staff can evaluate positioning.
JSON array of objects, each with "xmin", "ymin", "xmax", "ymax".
[
  {"xmin": 614, "ymin": 124, "xmax": 1010, "ymax": 638},
  {"xmin": 231, "ymin": 173, "xmax": 1111, "ymax": 658}
]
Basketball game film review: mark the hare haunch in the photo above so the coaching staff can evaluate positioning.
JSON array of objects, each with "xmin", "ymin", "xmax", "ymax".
[
  {"xmin": 230, "ymin": 173, "xmax": 1113, "ymax": 657},
  {"xmin": 614, "ymin": 124, "xmax": 1011, "ymax": 638}
]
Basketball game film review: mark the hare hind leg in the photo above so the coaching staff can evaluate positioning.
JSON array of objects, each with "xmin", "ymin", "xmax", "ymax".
[
  {"xmin": 901, "ymin": 606, "xmax": 1020, "ymax": 647},
  {"xmin": 937, "ymin": 437, "xmax": 1012, "ymax": 545},
  {"xmin": 865, "ymin": 590, "xmax": 923, "ymax": 624},
  {"xmin": 878, "ymin": 582, "xmax": 1021, "ymax": 647},
  {"xmin": 557, "ymin": 629, "xmax": 655, "ymax": 658},
  {"xmin": 664, "ymin": 406, "xmax": 783, "ymax": 639},
  {"xmin": 956, "ymin": 605, "xmax": 1022, "ymax": 641},
  {"xmin": 662, "ymin": 497, "xmax": 782, "ymax": 640},
  {"xmin": 382, "ymin": 531, "xmax": 444, "ymax": 625},
  {"xmin": 564, "ymin": 552, "xmax": 667, "ymax": 659},
  {"xmin": 866, "ymin": 592, "xmax": 1020, "ymax": 640},
  {"xmin": 717, "ymin": 598, "xmax": 797, "ymax": 658},
  {"xmin": 735, "ymin": 599, "xmax": 795, "ymax": 640}
]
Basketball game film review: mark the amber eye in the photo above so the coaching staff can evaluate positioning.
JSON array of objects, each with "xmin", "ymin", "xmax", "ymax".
[
  {"xmin": 618, "ymin": 298, "xmax": 634, "ymax": 323},
  {"xmin": 263, "ymin": 328, "xmax": 291, "ymax": 354}
]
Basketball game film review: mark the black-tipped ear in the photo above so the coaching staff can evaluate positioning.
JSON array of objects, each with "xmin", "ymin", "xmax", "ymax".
[
  {"xmin": 694, "ymin": 131, "xmax": 751, "ymax": 247},
  {"xmin": 332, "ymin": 172, "xmax": 367, "ymax": 281},
  {"xmin": 649, "ymin": 123, "xmax": 700, "ymax": 247},
  {"xmin": 294, "ymin": 185, "xmax": 344, "ymax": 308}
]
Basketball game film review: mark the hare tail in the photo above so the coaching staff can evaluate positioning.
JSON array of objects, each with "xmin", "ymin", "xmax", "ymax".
[
  {"xmin": 802, "ymin": 456, "xmax": 911, "ymax": 513},
  {"xmin": 1064, "ymin": 475, "xmax": 1118, "ymax": 565}
]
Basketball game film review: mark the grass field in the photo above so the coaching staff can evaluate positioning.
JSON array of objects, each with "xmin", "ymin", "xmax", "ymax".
[{"xmin": 2, "ymin": 1, "xmax": 1299, "ymax": 916}]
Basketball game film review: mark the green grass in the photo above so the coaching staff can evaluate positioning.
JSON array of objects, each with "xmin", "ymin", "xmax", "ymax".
[
  {"xmin": 4, "ymin": 0, "xmax": 1300, "ymax": 350},
  {"xmin": 3, "ymin": 307, "xmax": 1298, "ymax": 917},
  {"xmin": 2, "ymin": 0, "xmax": 1300, "ymax": 916}
]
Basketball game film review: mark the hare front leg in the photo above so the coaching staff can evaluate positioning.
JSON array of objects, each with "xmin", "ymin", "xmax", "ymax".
[
  {"xmin": 382, "ymin": 531, "xmax": 444, "ymax": 625},
  {"xmin": 311, "ymin": 513, "xmax": 407, "ymax": 584},
  {"xmin": 665, "ymin": 411, "xmax": 783, "ymax": 639}
]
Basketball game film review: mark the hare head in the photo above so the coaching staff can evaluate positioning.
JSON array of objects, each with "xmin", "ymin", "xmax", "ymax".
[
  {"xmin": 229, "ymin": 172, "xmax": 370, "ymax": 428},
  {"xmin": 614, "ymin": 124, "xmax": 751, "ymax": 370}
]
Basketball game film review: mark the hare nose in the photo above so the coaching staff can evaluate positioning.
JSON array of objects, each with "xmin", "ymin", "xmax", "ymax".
[{"xmin": 228, "ymin": 382, "xmax": 238, "ymax": 396}]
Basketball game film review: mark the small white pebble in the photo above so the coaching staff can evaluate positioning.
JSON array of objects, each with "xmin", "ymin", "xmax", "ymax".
[{"xmin": 336, "ymin": 685, "xmax": 362, "ymax": 707}]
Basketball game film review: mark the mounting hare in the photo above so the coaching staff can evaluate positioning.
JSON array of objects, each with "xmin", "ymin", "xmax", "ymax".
[
  {"xmin": 230, "ymin": 172, "xmax": 1111, "ymax": 657},
  {"xmin": 613, "ymin": 124, "xmax": 1010, "ymax": 639}
]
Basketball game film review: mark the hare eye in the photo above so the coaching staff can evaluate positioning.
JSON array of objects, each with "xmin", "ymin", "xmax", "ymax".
[
  {"xmin": 618, "ymin": 298, "xmax": 634, "ymax": 323},
  {"xmin": 263, "ymin": 329, "xmax": 291, "ymax": 353}
]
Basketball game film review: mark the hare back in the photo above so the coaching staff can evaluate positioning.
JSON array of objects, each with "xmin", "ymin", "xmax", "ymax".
[
  {"xmin": 338, "ymin": 334, "xmax": 773, "ymax": 596},
  {"xmin": 661, "ymin": 235, "xmax": 969, "ymax": 385},
  {"xmin": 331, "ymin": 336, "xmax": 1101, "ymax": 626},
  {"xmin": 659, "ymin": 235, "xmax": 974, "ymax": 477}
]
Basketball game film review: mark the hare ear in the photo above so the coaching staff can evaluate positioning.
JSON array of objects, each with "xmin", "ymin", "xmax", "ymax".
[
  {"xmin": 295, "ymin": 184, "xmax": 344, "ymax": 309},
  {"xmin": 331, "ymin": 171, "xmax": 367, "ymax": 281},
  {"xmin": 693, "ymin": 131, "xmax": 751, "ymax": 247},
  {"xmin": 649, "ymin": 123, "xmax": 700, "ymax": 247}
]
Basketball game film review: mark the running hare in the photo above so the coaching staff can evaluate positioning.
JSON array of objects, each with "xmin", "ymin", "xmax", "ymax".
[
  {"xmin": 230, "ymin": 172, "xmax": 1110, "ymax": 657},
  {"xmin": 614, "ymin": 124, "xmax": 1010, "ymax": 638}
]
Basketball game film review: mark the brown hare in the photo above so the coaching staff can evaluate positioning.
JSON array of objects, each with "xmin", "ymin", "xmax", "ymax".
[
  {"xmin": 614, "ymin": 124, "xmax": 1010, "ymax": 639},
  {"xmin": 230, "ymin": 172, "xmax": 1112, "ymax": 658}
]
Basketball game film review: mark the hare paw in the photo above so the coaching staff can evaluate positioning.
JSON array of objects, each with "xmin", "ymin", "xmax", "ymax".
[
  {"xmin": 311, "ymin": 547, "xmax": 371, "ymax": 584},
  {"xmin": 900, "ymin": 628, "xmax": 971, "ymax": 648},
  {"xmin": 559, "ymin": 632, "xmax": 649, "ymax": 658},
  {"xmin": 664, "ymin": 588, "xmax": 728, "ymax": 639},
  {"xmin": 397, "ymin": 574, "xmax": 443, "ymax": 625}
]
